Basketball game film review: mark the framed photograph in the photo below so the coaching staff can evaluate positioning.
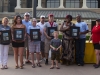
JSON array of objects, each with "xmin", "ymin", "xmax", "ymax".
[
  {"xmin": 13, "ymin": 28, "xmax": 25, "ymax": 40},
  {"xmin": 1, "ymin": 30, "xmax": 11, "ymax": 44},
  {"xmin": 30, "ymin": 29, "xmax": 41, "ymax": 41},
  {"xmin": 47, "ymin": 27, "xmax": 57, "ymax": 37},
  {"xmin": 70, "ymin": 26, "xmax": 80, "ymax": 37}
]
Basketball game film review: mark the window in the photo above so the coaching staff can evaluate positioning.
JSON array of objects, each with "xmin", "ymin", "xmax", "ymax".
[
  {"xmin": 87, "ymin": 0, "xmax": 98, "ymax": 8},
  {"xmin": 65, "ymin": 0, "xmax": 80, "ymax": 8},
  {"xmin": 46, "ymin": 0, "xmax": 60, "ymax": 8}
]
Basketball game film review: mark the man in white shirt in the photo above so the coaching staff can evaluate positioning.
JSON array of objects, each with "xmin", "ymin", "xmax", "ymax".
[
  {"xmin": 22, "ymin": 12, "xmax": 31, "ymax": 64},
  {"xmin": 37, "ymin": 15, "xmax": 46, "ymax": 62}
]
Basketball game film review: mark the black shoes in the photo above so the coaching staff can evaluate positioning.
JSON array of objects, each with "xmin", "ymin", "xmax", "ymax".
[
  {"xmin": 45, "ymin": 59, "xmax": 48, "ymax": 65},
  {"xmin": 77, "ymin": 63, "xmax": 84, "ymax": 66},
  {"xmin": 93, "ymin": 64, "xmax": 99, "ymax": 68}
]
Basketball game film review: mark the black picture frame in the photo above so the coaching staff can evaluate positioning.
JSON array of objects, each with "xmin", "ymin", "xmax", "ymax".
[
  {"xmin": 13, "ymin": 28, "xmax": 25, "ymax": 40},
  {"xmin": 70, "ymin": 26, "xmax": 80, "ymax": 38},
  {"xmin": 1, "ymin": 30, "xmax": 11, "ymax": 44},
  {"xmin": 30, "ymin": 29, "xmax": 41, "ymax": 41},
  {"xmin": 47, "ymin": 27, "xmax": 57, "ymax": 37}
]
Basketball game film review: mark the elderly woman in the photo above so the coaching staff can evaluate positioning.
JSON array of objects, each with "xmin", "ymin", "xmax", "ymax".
[
  {"xmin": 0, "ymin": 17, "xmax": 11, "ymax": 69},
  {"xmin": 60, "ymin": 15, "xmax": 75, "ymax": 65},
  {"xmin": 27, "ymin": 18, "xmax": 42, "ymax": 68},
  {"xmin": 11, "ymin": 15, "xmax": 26, "ymax": 69},
  {"xmin": 89, "ymin": 19, "xmax": 100, "ymax": 68}
]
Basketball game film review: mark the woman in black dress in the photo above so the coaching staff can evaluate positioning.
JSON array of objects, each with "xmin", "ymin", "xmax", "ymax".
[{"xmin": 11, "ymin": 15, "xmax": 26, "ymax": 69}]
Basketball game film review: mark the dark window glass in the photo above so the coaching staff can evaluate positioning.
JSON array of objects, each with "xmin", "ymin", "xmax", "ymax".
[
  {"xmin": 46, "ymin": 0, "xmax": 60, "ymax": 8},
  {"xmin": 65, "ymin": 0, "xmax": 80, "ymax": 8},
  {"xmin": 87, "ymin": 0, "xmax": 98, "ymax": 8}
]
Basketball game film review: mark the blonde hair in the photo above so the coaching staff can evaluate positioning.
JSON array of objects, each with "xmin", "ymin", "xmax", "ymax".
[
  {"xmin": 2, "ymin": 17, "xmax": 9, "ymax": 24},
  {"xmin": 53, "ymin": 31, "xmax": 59, "ymax": 35}
]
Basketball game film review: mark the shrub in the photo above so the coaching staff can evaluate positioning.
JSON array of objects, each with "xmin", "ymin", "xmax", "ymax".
[{"xmin": 58, "ymin": 35, "xmax": 63, "ymax": 39}]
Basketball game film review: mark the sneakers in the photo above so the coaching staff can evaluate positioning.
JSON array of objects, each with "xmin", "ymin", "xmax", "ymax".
[
  {"xmin": 25, "ymin": 60, "xmax": 32, "ymax": 64},
  {"xmin": 39, "ymin": 58, "xmax": 46, "ymax": 63}
]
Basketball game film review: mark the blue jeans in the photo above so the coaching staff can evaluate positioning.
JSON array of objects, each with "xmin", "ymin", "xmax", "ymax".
[{"xmin": 75, "ymin": 38, "xmax": 86, "ymax": 65}]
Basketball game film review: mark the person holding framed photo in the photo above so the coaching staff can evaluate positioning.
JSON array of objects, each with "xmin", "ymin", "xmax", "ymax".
[
  {"xmin": 75, "ymin": 14, "xmax": 89, "ymax": 66},
  {"xmin": 0, "ymin": 17, "xmax": 11, "ymax": 69},
  {"xmin": 22, "ymin": 12, "xmax": 31, "ymax": 64},
  {"xmin": 44, "ymin": 14, "xmax": 58, "ymax": 65},
  {"xmin": 60, "ymin": 15, "xmax": 75, "ymax": 65},
  {"xmin": 27, "ymin": 18, "xmax": 42, "ymax": 68},
  {"xmin": 11, "ymin": 15, "xmax": 26, "ymax": 69}
]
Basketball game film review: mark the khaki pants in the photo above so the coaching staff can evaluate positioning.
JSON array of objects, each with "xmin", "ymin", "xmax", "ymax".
[{"xmin": 44, "ymin": 38, "xmax": 51, "ymax": 53}]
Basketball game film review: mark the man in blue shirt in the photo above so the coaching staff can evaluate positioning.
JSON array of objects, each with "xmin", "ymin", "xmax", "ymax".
[
  {"xmin": 22, "ymin": 12, "xmax": 31, "ymax": 64},
  {"xmin": 75, "ymin": 14, "xmax": 89, "ymax": 66}
]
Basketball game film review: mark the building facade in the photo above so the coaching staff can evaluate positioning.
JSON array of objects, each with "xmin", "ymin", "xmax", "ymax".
[
  {"xmin": 0, "ymin": 0, "xmax": 100, "ymax": 31},
  {"xmin": 0, "ymin": 0, "xmax": 100, "ymax": 12}
]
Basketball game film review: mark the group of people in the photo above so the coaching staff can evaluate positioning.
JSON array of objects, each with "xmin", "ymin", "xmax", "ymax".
[{"xmin": 0, "ymin": 12, "xmax": 100, "ymax": 70}]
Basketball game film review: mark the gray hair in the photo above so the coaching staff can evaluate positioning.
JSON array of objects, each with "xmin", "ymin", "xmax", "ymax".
[{"xmin": 32, "ymin": 18, "xmax": 37, "ymax": 22}]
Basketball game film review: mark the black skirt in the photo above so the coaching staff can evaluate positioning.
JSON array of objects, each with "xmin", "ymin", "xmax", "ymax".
[
  {"xmin": 93, "ymin": 43, "xmax": 100, "ymax": 50},
  {"xmin": 12, "ymin": 41, "xmax": 25, "ymax": 48}
]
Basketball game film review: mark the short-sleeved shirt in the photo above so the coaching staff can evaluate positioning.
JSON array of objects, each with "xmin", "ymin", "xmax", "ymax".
[
  {"xmin": 22, "ymin": 20, "xmax": 31, "ymax": 32},
  {"xmin": 75, "ymin": 22, "xmax": 89, "ymax": 38},
  {"xmin": 44, "ymin": 22, "xmax": 58, "ymax": 34},
  {"xmin": 50, "ymin": 38, "xmax": 61, "ymax": 52},
  {"xmin": 27, "ymin": 25, "xmax": 40, "ymax": 44},
  {"xmin": 37, "ymin": 22, "xmax": 45, "ymax": 42},
  {"xmin": 92, "ymin": 25, "xmax": 100, "ymax": 43},
  {"xmin": 0, "ymin": 24, "xmax": 11, "ymax": 45}
]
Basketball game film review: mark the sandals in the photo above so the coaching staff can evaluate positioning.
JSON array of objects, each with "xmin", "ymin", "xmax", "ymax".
[
  {"xmin": 20, "ymin": 66, "xmax": 23, "ymax": 69},
  {"xmin": 15, "ymin": 66, "xmax": 19, "ymax": 69},
  {"xmin": 32, "ymin": 64, "xmax": 35, "ymax": 68},
  {"xmin": 1, "ymin": 65, "xmax": 4, "ymax": 70},
  {"xmin": 25, "ymin": 60, "xmax": 32, "ymax": 64},
  {"xmin": 56, "ymin": 67, "xmax": 60, "ymax": 69},
  {"xmin": 37, "ymin": 63, "xmax": 42, "ymax": 67},
  {"xmin": 50, "ymin": 66, "xmax": 60, "ymax": 69},
  {"xmin": 4, "ymin": 65, "xmax": 8, "ymax": 69},
  {"xmin": 50, "ymin": 66, "xmax": 54, "ymax": 69}
]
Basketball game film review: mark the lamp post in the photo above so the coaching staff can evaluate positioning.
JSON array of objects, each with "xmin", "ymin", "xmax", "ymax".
[{"xmin": 32, "ymin": 0, "xmax": 37, "ymax": 18}]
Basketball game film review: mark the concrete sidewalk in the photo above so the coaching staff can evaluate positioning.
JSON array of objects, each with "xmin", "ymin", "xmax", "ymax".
[{"xmin": 0, "ymin": 55, "xmax": 100, "ymax": 75}]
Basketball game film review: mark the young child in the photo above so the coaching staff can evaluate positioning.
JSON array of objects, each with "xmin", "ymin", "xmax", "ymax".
[{"xmin": 50, "ymin": 31, "xmax": 62, "ymax": 69}]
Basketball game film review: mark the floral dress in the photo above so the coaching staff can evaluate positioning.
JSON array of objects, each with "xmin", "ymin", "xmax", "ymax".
[{"xmin": 61, "ymin": 22, "xmax": 75, "ymax": 64}]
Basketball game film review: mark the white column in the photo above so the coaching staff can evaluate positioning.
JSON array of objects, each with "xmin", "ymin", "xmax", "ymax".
[
  {"xmin": 37, "ymin": 0, "xmax": 42, "ymax": 8},
  {"xmin": 15, "ymin": 0, "xmax": 21, "ymax": 8},
  {"xmin": 59, "ymin": 0, "xmax": 64, "ymax": 8},
  {"xmin": 82, "ymin": 0, "xmax": 88, "ymax": 8}
]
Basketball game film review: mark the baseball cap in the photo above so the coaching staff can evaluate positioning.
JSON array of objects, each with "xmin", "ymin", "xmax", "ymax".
[
  {"xmin": 48, "ymin": 14, "xmax": 54, "ymax": 17},
  {"xmin": 96, "ymin": 18, "xmax": 100, "ymax": 22},
  {"xmin": 24, "ymin": 12, "xmax": 30, "ymax": 16},
  {"xmin": 40, "ymin": 15, "xmax": 45, "ymax": 18},
  {"xmin": 76, "ymin": 14, "xmax": 81, "ymax": 17}
]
